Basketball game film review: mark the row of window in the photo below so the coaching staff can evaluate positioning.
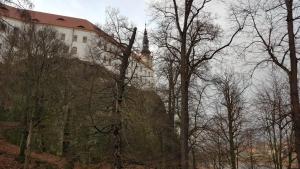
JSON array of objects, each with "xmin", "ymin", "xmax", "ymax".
[
  {"xmin": 0, "ymin": 23, "xmax": 88, "ymax": 45},
  {"xmin": 60, "ymin": 33, "xmax": 87, "ymax": 43}
]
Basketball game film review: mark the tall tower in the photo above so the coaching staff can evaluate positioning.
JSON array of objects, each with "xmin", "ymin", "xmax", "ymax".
[{"xmin": 141, "ymin": 26, "xmax": 152, "ymax": 67}]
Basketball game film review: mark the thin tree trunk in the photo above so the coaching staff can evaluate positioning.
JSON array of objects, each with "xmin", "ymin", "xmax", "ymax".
[
  {"xmin": 180, "ymin": 43, "xmax": 189, "ymax": 169},
  {"xmin": 228, "ymin": 110, "xmax": 236, "ymax": 169},
  {"xmin": 63, "ymin": 108, "xmax": 74, "ymax": 169},
  {"xmin": 192, "ymin": 148, "xmax": 197, "ymax": 169},
  {"xmin": 168, "ymin": 60, "xmax": 175, "ymax": 131},
  {"xmin": 19, "ymin": 118, "xmax": 28, "ymax": 162},
  {"xmin": 24, "ymin": 118, "xmax": 33, "ymax": 169},
  {"xmin": 113, "ymin": 27, "xmax": 137, "ymax": 169}
]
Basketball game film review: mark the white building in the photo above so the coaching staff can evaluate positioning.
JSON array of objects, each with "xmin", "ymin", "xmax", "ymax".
[{"xmin": 0, "ymin": 4, "xmax": 154, "ymax": 89}]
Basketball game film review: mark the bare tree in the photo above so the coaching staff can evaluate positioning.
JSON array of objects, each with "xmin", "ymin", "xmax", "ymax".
[
  {"xmin": 212, "ymin": 72, "xmax": 247, "ymax": 169},
  {"xmin": 232, "ymin": 0, "xmax": 300, "ymax": 166},
  {"xmin": 151, "ymin": 1, "xmax": 243, "ymax": 168},
  {"xmin": 0, "ymin": 23, "xmax": 69, "ymax": 169},
  {"xmin": 0, "ymin": 0, "xmax": 32, "ymax": 8},
  {"xmin": 255, "ymin": 72, "xmax": 295, "ymax": 169},
  {"xmin": 87, "ymin": 8, "xmax": 138, "ymax": 169}
]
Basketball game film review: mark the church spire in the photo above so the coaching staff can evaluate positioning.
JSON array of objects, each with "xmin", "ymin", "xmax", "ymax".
[{"xmin": 141, "ymin": 24, "xmax": 151, "ymax": 56}]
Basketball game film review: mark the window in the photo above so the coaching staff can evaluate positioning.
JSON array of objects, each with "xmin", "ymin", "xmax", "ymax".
[
  {"xmin": 83, "ymin": 36, "xmax": 87, "ymax": 43},
  {"xmin": 60, "ymin": 33, "xmax": 65, "ymax": 41},
  {"xmin": 72, "ymin": 35, "xmax": 77, "ymax": 42},
  {"xmin": 0, "ymin": 43, "xmax": 2, "ymax": 49},
  {"xmin": 13, "ymin": 27, "xmax": 19, "ymax": 37},
  {"xmin": 104, "ymin": 44, "xmax": 107, "ymax": 51},
  {"xmin": 32, "ymin": 18, "xmax": 39, "ymax": 22},
  {"xmin": 71, "ymin": 47, "xmax": 77, "ymax": 54},
  {"xmin": 108, "ymin": 58, "xmax": 112, "ymax": 66},
  {"xmin": 97, "ymin": 40, "xmax": 102, "ymax": 47},
  {"xmin": 63, "ymin": 46, "xmax": 69, "ymax": 53},
  {"xmin": 13, "ymin": 27, "xmax": 19, "ymax": 32},
  {"xmin": 0, "ymin": 22, "xmax": 6, "ymax": 31},
  {"xmin": 103, "ymin": 56, "xmax": 106, "ymax": 63},
  {"xmin": 57, "ymin": 18, "xmax": 65, "ymax": 21}
]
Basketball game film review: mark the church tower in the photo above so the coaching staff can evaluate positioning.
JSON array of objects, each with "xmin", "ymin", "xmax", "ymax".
[{"xmin": 141, "ymin": 26, "xmax": 152, "ymax": 67}]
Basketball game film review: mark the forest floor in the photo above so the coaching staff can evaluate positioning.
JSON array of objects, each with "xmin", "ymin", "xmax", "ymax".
[
  {"xmin": 0, "ymin": 121, "xmax": 66, "ymax": 169},
  {"xmin": 0, "ymin": 122, "xmax": 147, "ymax": 169}
]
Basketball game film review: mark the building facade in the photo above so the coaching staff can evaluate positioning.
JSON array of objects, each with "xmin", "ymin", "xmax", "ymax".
[{"xmin": 0, "ymin": 4, "xmax": 154, "ymax": 88}]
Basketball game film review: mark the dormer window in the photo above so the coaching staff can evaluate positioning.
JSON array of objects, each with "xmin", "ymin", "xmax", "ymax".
[
  {"xmin": 57, "ymin": 18, "xmax": 65, "ymax": 21},
  {"xmin": 77, "ymin": 25, "xmax": 85, "ymax": 29},
  {"xmin": 32, "ymin": 18, "xmax": 39, "ymax": 22},
  {"xmin": 0, "ymin": 6, "xmax": 8, "ymax": 11}
]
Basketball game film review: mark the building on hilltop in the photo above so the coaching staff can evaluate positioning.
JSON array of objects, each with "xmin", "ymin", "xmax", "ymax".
[{"xmin": 0, "ymin": 4, "xmax": 154, "ymax": 89}]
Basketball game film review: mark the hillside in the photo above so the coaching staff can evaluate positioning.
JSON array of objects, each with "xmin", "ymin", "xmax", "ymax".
[{"xmin": 0, "ymin": 58, "xmax": 178, "ymax": 169}]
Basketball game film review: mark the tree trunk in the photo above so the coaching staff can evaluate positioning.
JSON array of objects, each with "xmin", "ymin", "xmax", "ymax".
[
  {"xmin": 168, "ymin": 60, "xmax": 175, "ymax": 131},
  {"xmin": 180, "ymin": 42, "xmax": 189, "ymax": 169},
  {"xmin": 19, "ymin": 127, "xmax": 28, "ymax": 162},
  {"xmin": 228, "ymin": 110, "xmax": 236, "ymax": 169},
  {"xmin": 113, "ymin": 27, "xmax": 137, "ymax": 169},
  {"xmin": 63, "ymin": 107, "xmax": 74, "ymax": 169},
  {"xmin": 285, "ymin": 0, "xmax": 300, "ymax": 168},
  {"xmin": 24, "ymin": 118, "xmax": 33, "ymax": 169},
  {"xmin": 192, "ymin": 148, "xmax": 197, "ymax": 169}
]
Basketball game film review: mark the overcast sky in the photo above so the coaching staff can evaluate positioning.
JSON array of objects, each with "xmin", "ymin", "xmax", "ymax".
[
  {"xmin": 31, "ymin": 0, "xmax": 228, "ymax": 31},
  {"xmin": 32, "ymin": 0, "xmax": 152, "ymax": 31}
]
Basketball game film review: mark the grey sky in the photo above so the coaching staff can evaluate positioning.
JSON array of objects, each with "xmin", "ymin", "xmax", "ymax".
[
  {"xmin": 31, "ymin": 0, "xmax": 228, "ymax": 31},
  {"xmin": 32, "ymin": 0, "xmax": 151, "ymax": 30}
]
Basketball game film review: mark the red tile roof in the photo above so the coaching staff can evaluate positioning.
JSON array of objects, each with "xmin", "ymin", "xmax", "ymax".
[
  {"xmin": 0, "ymin": 4, "xmax": 99, "ymax": 31},
  {"xmin": 0, "ymin": 4, "xmax": 119, "ymax": 45}
]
